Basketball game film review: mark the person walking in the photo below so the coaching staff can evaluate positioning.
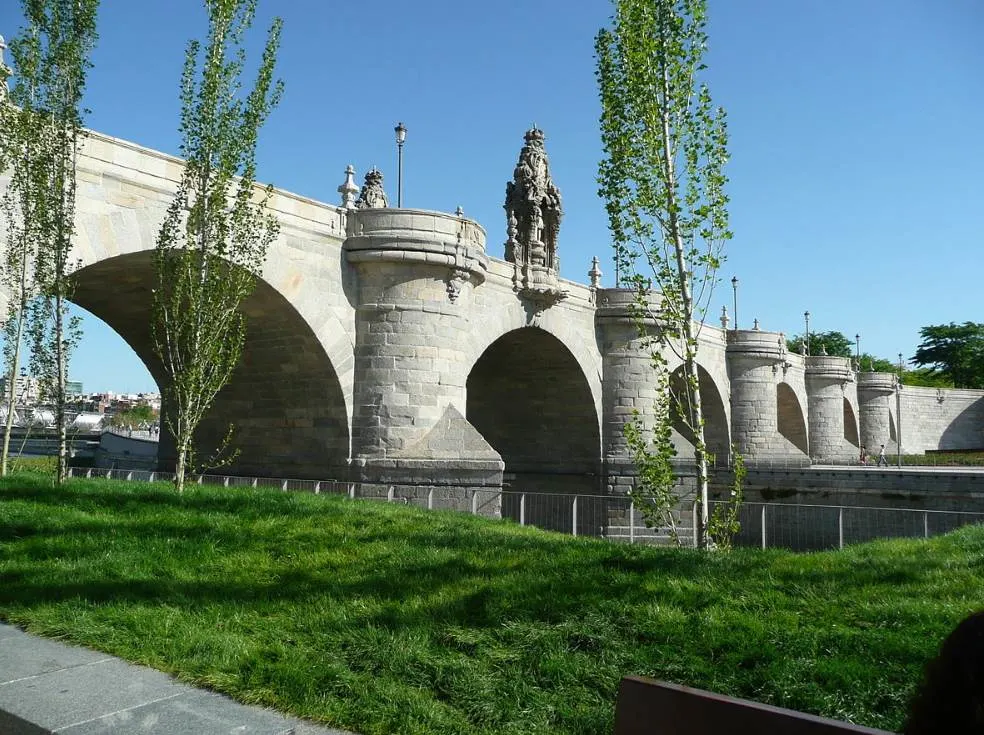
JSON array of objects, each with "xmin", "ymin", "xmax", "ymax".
[
  {"xmin": 877, "ymin": 443, "xmax": 888, "ymax": 467},
  {"xmin": 859, "ymin": 445, "xmax": 868, "ymax": 466}
]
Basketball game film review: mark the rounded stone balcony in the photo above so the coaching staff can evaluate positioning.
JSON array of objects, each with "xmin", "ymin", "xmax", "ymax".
[
  {"xmin": 725, "ymin": 328, "xmax": 787, "ymax": 362},
  {"xmin": 344, "ymin": 207, "xmax": 488, "ymax": 286},
  {"xmin": 594, "ymin": 287, "xmax": 665, "ymax": 327},
  {"xmin": 858, "ymin": 370, "xmax": 897, "ymax": 395},
  {"xmin": 805, "ymin": 354, "xmax": 854, "ymax": 382}
]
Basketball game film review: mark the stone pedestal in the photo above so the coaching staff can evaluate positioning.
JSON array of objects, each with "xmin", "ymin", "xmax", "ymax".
[
  {"xmin": 805, "ymin": 355, "xmax": 856, "ymax": 463},
  {"xmin": 345, "ymin": 208, "xmax": 504, "ymax": 511}
]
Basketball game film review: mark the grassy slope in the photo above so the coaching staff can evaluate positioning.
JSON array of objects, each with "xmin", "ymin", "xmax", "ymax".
[{"xmin": 1, "ymin": 475, "xmax": 982, "ymax": 734}]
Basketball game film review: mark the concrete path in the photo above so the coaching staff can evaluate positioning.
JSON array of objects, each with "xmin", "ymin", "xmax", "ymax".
[{"xmin": 0, "ymin": 623, "xmax": 354, "ymax": 734}]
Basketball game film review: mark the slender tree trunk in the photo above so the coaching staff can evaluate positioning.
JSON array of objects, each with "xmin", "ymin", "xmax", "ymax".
[
  {"xmin": 54, "ymin": 288, "xmax": 67, "ymax": 483},
  {"xmin": 175, "ymin": 442, "xmax": 186, "ymax": 493},
  {"xmin": 2, "ymin": 301, "xmax": 27, "ymax": 476},
  {"xmin": 660, "ymin": 65, "xmax": 710, "ymax": 548}
]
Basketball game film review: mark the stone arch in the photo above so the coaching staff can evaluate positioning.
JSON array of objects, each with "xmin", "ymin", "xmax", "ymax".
[
  {"xmin": 464, "ymin": 302, "xmax": 603, "ymax": 441},
  {"xmin": 668, "ymin": 364, "xmax": 730, "ymax": 463},
  {"xmin": 466, "ymin": 326, "xmax": 602, "ymax": 532},
  {"xmin": 70, "ymin": 252, "xmax": 351, "ymax": 478},
  {"xmin": 777, "ymin": 382, "xmax": 809, "ymax": 455},
  {"xmin": 843, "ymin": 398, "xmax": 860, "ymax": 448}
]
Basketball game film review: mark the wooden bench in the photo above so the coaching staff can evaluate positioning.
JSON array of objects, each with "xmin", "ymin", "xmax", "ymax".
[{"xmin": 614, "ymin": 676, "xmax": 895, "ymax": 734}]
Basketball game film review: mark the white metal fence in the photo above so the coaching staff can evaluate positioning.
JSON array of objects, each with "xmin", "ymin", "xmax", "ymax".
[{"xmin": 67, "ymin": 467, "xmax": 984, "ymax": 552}]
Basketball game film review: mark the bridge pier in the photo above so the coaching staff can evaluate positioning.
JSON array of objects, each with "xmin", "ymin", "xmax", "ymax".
[
  {"xmin": 344, "ymin": 208, "xmax": 504, "ymax": 513},
  {"xmin": 727, "ymin": 329, "xmax": 808, "ymax": 464},
  {"xmin": 804, "ymin": 355, "xmax": 857, "ymax": 463},
  {"xmin": 858, "ymin": 371, "xmax": 898, "ymax": 455},
  {"xmin": 595, "ymin": 289, "xmax": 665, "ymax": 497}
]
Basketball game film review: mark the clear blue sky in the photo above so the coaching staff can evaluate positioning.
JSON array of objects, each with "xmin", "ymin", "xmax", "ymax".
[{"xmin": 2, "ymin": 0, "xmax": 982, "ymax": 393}]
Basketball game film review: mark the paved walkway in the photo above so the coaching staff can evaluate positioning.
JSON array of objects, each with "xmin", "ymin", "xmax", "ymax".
[{"xmin": 0, "ymin": 623, "xmax": 354, "ymax": 734}]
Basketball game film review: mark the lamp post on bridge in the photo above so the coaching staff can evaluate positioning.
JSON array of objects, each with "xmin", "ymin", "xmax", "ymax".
[
  {"xmin": 855, "ymin": 333, "xmax": 861, "ymax": 372},
  {"xmin": 803, "ymin": 311, "xmax": 811, "ymax": 355},
  {"xmin": 897, "ymin": 352, "xmax": 904, "ymax": 469},
  {"xmin": 394, "ymin": 121, "xmax": 407, "ymax": 207},
  {"xmin": 731, "ymin": 276, "xmax": 738, "ymax": 330}
]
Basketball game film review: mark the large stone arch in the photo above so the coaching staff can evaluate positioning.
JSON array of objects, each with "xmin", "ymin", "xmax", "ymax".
[
  {"xmin": 465, "ymin": 326, "xmax": 602, "ymax": 532},
  {"xmin": 777, "ymin": 382, "xmax": 809, "ymax": 456},
  {"xmin": 70, "ymin": 252, "xmax": 351, "ymax": 479},
  {"xmin": 464, "ymin": 300, "xmax": 603, "ymax": 440},
  {"xmin": 668, "ymin": 364, "xmax": 730, "ymax": 464}
]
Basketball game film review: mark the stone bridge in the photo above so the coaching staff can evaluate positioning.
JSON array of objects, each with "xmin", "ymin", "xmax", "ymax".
[{"xmin": 1, "ymin": 128, "xmax": 982, "ymax": 509}]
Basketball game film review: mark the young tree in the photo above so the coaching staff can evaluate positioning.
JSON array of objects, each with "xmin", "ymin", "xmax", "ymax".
[
  {"xmin": 596, "ymin": 0, "xmax": 732, "ymax": 548},
  {"xmin": 1, "ymin": 1, "xmax": 98, "ymax": 484},
  {"xmin": 0, "ymin": 65, "xmax": 45, "ymax": 476},
  {"xmin": 152, "ymin": 0, "xmax": 283, "ymax": 492}
]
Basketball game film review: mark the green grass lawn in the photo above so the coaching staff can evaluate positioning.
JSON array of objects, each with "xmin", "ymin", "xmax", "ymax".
[{"xmin": 1, "ymin": 475, "xmax": 982, "ymax": 734}]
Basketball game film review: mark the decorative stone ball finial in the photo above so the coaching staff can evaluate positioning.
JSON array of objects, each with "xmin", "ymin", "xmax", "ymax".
[
  {"xmin": 455, "ymin": 206, "xmax": 464, "ymax": 217},
  {"xmin": 752, "ymin": 318, "xmax": 760, "ymax": 331},
  {"xmin": 720, "ymin": 305, "xmax": 730, "ymax": 330},
  {"xmin": 588, "ymin": 256, "xmax": 602, "ymax": 289},
  {"xmin": 337, "ymin": 164, "xmax": 359, "ymax": 210}
]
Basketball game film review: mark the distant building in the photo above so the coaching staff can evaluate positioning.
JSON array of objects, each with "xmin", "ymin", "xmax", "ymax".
[
  {"xmin": 0, "ymin": 374, "xmax": 39, "ymax": 404},
  {"xmin": 66, "ymin": 380, "xmax": 83, "ymax": 397}
]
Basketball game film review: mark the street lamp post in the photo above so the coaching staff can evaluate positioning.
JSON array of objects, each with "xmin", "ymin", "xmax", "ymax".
[
  {"xmin": 897, "ymin": 352, "xmax": 903, "ymax": 468},
  {"xmin": 855, "ymin": 333, "xmax": 861, "ymax": 371},
  {"xmin": 731, "ymin": 276, "xmax": 738, "ymax": 330},
  {"xmin": 804, "ymin": 311, "xmax": 811, "ymax": 355},
  {"xmin": 394, "ymin": 121, "xmax": 407, "ymax": 207}
]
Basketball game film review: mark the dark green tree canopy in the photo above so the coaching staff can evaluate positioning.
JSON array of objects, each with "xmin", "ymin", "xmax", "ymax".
[
  {"xmin": 786, "ymin": 330, "xmax": 853, "ymax": 358},
  {"xmin": 912, "ymin": 322, "xmax": 984, "ymax": 389}
]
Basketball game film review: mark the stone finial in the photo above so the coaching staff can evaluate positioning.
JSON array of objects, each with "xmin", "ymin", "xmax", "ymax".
[
  {"xmin": 455, "ymin": 205, "xmax": 464, "ymax": 217},
  {"xmin": 819, "ymin": 343, "xmax": 827, "ymax": 356},
  {"xmin": 799, "ymin": 340, "xmax": 807, "ymax": 355},
  {"xmin": 355, "ymin": 167, "xmax": 388, "ymax": 209},
  {"xmin": 588, "ymin": 256, "xmax": 602, "ymax": 289},
  {"xmin": 720, "ymin": 305, "xmax": 730, "ymax": 330},
  {"xmin": 752, "ymin": 318, "xmax": 760, "ymax": 331},
  {"xmin": 337, "ymin": 165, "xmax": 359, "ymax": 210},
  {"xmin": 504, "ymin": 127, "xmax": 566, "ymax": 307}
]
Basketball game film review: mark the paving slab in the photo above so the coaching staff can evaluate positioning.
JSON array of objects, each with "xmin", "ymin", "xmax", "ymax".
[
  {"xmin": 0, "ymin": 627, "xmax": 112, "ymax": 683},
  {"xmin": 57, "ymin": 690, "xmax": 300, "ymax": 734},
  {"xmin": 0, "ymin": 623, "xmax": 355, "ymax": 734}
]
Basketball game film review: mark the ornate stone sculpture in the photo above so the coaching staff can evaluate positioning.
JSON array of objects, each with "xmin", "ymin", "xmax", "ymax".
[
  {"xmin": 355, "ymin": 167, "xmax": 388, "ymax": 209},
  {"xmin": 504, "ymin": 127, "xmax": 567, "ymax": 307}
]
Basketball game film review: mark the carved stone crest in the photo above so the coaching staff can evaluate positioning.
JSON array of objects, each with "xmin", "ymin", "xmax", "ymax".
[
  {"xmin": 355, "ymin": 167, "xmax": 389, "ymax": 209},
  {"xmin": 445, "ymin": 267, "xmax": 469, "ymax": 303},
  {"xmin": 504, "ymin": 127, "xmax": 567, "ymax": 307}
]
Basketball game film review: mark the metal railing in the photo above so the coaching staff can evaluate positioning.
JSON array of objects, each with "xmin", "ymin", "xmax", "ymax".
[{"xmin": 67, "ymin": 467, "xmax": 984, "ymax": 552}]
